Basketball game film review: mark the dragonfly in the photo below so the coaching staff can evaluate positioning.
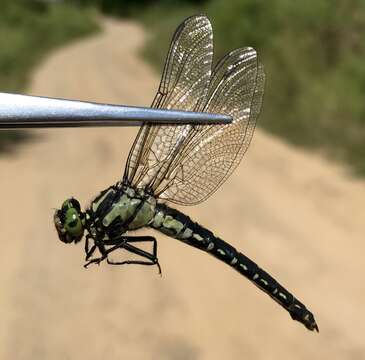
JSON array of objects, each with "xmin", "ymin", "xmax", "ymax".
[{"xmin": 54, "ymin": 15, "xmax": 318, "ymax": 332}]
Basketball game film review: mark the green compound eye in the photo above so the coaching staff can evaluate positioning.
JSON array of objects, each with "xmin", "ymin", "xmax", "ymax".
[
  {"xmin": 54, "ymin": 198, "xmax": 85, "ymax": 244},
  {"xmin": 65, "ymin": 208, "xmax": 83, "ymax": 237}
]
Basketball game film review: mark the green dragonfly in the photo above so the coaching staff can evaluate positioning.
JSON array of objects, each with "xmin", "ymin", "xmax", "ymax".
[{"xmin": 54, "ymin": 15, "xmax": 318, "ymax": 332}]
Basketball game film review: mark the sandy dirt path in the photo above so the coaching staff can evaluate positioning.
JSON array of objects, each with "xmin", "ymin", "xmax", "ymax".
[{"xmin": 0, "ymin": 18, "xmax": 364, "ymax": 360}]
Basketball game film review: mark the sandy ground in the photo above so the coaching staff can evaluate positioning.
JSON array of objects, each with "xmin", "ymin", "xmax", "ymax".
[{"xmin": 0, "ymin": 18, "xmax": 364, "ymax": 360}]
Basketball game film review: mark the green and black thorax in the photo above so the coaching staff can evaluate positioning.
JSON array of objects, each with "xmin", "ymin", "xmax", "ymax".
[{"xmin": 85, "ymin": 184, "xmax": 157, "ymax": 240}]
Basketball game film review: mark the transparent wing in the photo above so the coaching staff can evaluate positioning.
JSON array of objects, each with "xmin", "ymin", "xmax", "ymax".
[
  {"xmin": 123, "ymin": 16, "xmax": 265, "ymax": 206},
  {"xmin": 159, "ymin": 48, "xmax": 265, "ymax": 204},
  {"xmin": 124, "ymin": 15, "xmax": 213, "ymax": 186}
]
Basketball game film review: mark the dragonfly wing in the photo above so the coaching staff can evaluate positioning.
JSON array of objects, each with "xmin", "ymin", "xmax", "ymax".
[
  {"xmin": 124, "ymin": 16, "xmax": 265, "ymax": 206},
  {"xmin": 159, "ymin": 47, "xmax": 265, "ymax": 204},
  {"xmin": 124, "ymin": 15, "xmax": 213, "ymax": 188}
]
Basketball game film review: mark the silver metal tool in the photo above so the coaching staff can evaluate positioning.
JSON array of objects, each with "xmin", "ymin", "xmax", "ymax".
[{"xmin": 0, "ymin": 93, "xmax": 232, "ymax": 129}]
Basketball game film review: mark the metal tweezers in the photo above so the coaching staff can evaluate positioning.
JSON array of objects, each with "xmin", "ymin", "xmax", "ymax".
[{"xmin": 0, "ymin": 92, "xmax": 231, "ymax": 129}]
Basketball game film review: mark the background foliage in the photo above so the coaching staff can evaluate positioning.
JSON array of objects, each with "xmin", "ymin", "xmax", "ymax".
[
  {"xmin": 1, "ymin": 0, "xmax": 364, "ymax": 176},
  {"xmin": 0, "ymin": 0, "xmax": 99, "ymax": 151},
  {"xmin": 135, "ymin": 0, "xmax": 365, "ymax": 175}
]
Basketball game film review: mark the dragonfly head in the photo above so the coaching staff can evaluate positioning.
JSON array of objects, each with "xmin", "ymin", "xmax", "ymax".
[{"xmin": 54, "ymin": 198, "xmax": 85, "ymax": 244}]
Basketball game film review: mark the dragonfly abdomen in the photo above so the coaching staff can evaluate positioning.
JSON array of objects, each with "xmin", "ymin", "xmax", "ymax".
[{"xmin": 151, "ymin": 203, "xmax": 318, "ymax": 332}]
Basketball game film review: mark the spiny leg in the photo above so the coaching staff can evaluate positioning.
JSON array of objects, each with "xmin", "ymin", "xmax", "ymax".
[
  {"xmin": 84, "ymin": 240, "xmax": 108, "ymax": 268},
  {"xmin": 83, "ymin": 236, "xmax": 161, "ymax": 273},
  {"xmin": 107, "ymin": 236, "xmax": 158, "ymax": 258},
  {"xmin": 85, "ymin": 234, "xmax": 97, "ymax": 261},
  {"xmin": 109, "ymin": 240, "xmax": 162, "ymax": 275},
  {"xmin": 104, "ymin": 236, "xmax": 161, "ymax": 274}
]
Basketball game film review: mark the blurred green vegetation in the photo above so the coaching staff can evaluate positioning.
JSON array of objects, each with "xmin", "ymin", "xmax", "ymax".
[
  {"xmin": 0, "ymin": 0, "xmax": 99, "ymax": 152},
  {"xmin": 134, "ymin": 0, "xmax": 365, "ymax": 176},
  {"xmin": 74, "ymin": 0, "xmax": 206, "ymax": 17},
  {"xmin": 2, "ymin": 0, "xmax": 364, "ymax": 176}
]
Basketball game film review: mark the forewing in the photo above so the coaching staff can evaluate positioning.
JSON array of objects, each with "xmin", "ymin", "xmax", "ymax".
[
  {"xmin": 124, "ymin": 15, "xmax": 213, "ymax": 188},
  {"xmin": 159, "ymin": 48, "xmax": 265, "ymax": 204}
]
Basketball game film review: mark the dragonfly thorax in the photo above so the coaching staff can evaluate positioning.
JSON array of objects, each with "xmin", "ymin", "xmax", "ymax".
[{"xmin": 87, "ymin": 185, "xmax": 157, "ymax": 237}]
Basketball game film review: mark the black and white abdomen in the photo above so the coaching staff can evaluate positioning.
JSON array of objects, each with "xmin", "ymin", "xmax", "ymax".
[{"xmin": 150, "ymin": 202, "xmax": 318, "ymax": 332}]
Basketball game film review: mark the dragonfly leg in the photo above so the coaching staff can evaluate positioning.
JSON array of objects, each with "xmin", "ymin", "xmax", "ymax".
[
  {"xmin": 121, "ymin": 236, "xmax": 159, "ymax": 259},
  {"xmin": 84, "ymin": 240, "xmax": 109, "ymax": 268},
  {"xmin": 84, "ymin": 253, "xmax": 107, "ymax": 268},
  {"xmin": 85, "ymin": 234, "xmax": 97, "ymax": 261},
  {"xmin": 105, "ymin": 236, "xmax": 162, "ymax": 274}
]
